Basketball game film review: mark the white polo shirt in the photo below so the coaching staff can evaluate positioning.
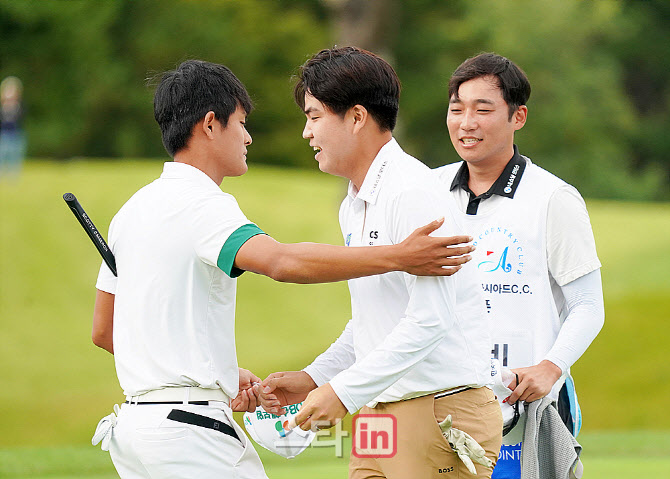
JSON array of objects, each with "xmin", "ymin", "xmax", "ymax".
[
  {"xmin": 96, "ymin": 162, "xmax": 264, "ymax": 399},
  {"xmin": 306, "ymin": 139, "xmax": 491, "ymax": 414}
]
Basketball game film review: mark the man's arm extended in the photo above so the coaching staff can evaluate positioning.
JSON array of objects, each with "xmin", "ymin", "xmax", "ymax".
[{"xmin": 235, "ymin": 218, "xmax": 473, "ymax": 283}]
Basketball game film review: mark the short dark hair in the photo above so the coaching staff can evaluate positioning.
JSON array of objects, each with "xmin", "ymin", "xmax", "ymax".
[
  {"xmin": 153, "ymin": 60, "xmax": 253, "ymax": 156},
  {"xmin": 449, "ymin": 53, "xmax": 531, "ymax": 119},
  {"xmin": 294, "ymin": 47, "xmax": 401, "ymax": 132}
]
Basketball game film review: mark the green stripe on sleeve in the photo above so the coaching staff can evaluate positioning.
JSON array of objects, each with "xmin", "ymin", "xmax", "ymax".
[{"xmin": 217, "ymin": 223, "xmax": 266, "ymax": 278}]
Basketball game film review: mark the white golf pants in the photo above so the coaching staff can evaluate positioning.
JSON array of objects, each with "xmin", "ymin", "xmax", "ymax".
[{"xmin": 108, "ymin": 402, "xmax": 268, "ymax": 479}]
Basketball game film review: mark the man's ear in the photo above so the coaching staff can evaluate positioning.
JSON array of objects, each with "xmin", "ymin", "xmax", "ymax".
[
  {"xmin": 513, "ymin": 105, "xmax": 528, "ymax": 131},
  {"xmin": 351, "ymin": 104, "xmax": 368, "ymax": 133},
  {"xmin": 202, "ymin": 111, "xmax": 216, "ymax": 138}
]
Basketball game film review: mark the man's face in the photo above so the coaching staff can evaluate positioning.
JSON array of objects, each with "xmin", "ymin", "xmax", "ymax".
[
  {"xmin": 215, "ymin": 105, "xmax": 252, "ymax": 177},
  {"xmin": 446, "ymin": 75, "xmax": 526, "ymax": 168},
  {"xmin": 301, "ymin": 93, "xmax": 356, "ymax": 179}
]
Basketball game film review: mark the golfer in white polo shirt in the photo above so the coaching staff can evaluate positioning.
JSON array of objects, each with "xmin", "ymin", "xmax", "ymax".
[
  {"xmin": 90, "ymin": 60, "xmax": 474, "ymax": 479},
  {"xmin": 435, "ymin": 53, "xmax": 604, "ymax": 479},
  {"xmin": 260, "ymin": 47, "xmax": 502, "ymax": 479}
]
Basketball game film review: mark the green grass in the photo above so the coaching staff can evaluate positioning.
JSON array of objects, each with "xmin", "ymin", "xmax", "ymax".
[
  {"xmin": 571, "ymin": 199, "xmax": 670, "ymax": 430},
  {"xmin": 1, "ymin": 431, "xmax": 669, "ymax": 478},
  {"xmin": 1, "ymin": 160, "xmax": 669, "ymax": 475}
]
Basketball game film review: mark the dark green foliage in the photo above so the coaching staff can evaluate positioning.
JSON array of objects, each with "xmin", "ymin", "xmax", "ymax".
[
  {"xmin": 391, "ymin": 0, "xmax": 669, "ymax": 201},
  {"xmin": 1, "ymin": 0, "xmax": 668, "ymax": 199},
  {"xmin": 0, "ymin": 0, "xmax": 329, "ymax": 167}
]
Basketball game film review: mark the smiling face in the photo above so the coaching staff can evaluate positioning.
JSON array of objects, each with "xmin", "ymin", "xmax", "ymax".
[
  {"xmin": 447, "ymin": 75, "xmax": 526, "ymax": 169},
  {"xmin": 301, "ymin": 93, "xmax": 357, "ymax": 180}
]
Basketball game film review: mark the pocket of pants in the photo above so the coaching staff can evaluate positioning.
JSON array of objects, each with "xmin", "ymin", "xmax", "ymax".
[
  {"xmin": 477, "ymin": 389, "xmax": 504, "ymax": 420},
  {"xmin": 136, "ymin": 427, "xmax": 190, "ymax": 442},
  {"xmin": 433, "ymin": 389, "xmax": 500, "ymax": 445},
  {"xmin": 134, "ymin": 426, "xmax": 194, "ymax": 474},
  {"xmin": 174, "ymin": 406, "xmax": 250, "ymax": 468}
]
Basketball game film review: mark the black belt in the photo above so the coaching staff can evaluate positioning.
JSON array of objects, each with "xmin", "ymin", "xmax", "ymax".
[
  {"xmin": 434, "ymin": 386, "xmax": 473, "ymax": 399},
  {"xmin": 167, "ymin": 409, "xmax": 240, "ymax": 442}
]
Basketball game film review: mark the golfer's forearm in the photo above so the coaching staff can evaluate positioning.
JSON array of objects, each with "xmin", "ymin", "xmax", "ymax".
[
  {"xmin": 270, "ymin": 242, "xmax": 402, "ymax": 283},
  {"xmin": 235, "ymin": 234, "xmax": 403, "ymax": 283}
]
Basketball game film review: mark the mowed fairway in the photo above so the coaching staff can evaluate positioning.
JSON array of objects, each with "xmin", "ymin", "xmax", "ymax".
[{"xmin": 1, "ymin": 160, "xmax": 669, "ymax": 477}]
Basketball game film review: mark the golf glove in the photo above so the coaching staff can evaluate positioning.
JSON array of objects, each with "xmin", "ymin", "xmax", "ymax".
[
  {"xmin": 92, "ymin": 404, "xmax": 120, "ymax": 451},
  {"xmin": 438, "ymin": 414, "xmax": 493, "ymax": 475}
]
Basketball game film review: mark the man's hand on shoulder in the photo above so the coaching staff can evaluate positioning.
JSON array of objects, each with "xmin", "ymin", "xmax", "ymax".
[{"xmin": 398, "ymin": 218, "xmax": 474, "ymax": 276}]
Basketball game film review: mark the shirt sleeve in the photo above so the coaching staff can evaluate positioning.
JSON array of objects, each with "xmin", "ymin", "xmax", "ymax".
[
  {"xmin": 544, "ymin": 269, "xmax": 605, "ymax": 372},
  {"xmin": 546, "ymin": 186, "xmax": 601, "ymax": 286},
  {"xmin": 217, "ymin": 223, "xmax": 265, "ymax": 278},
  {"xmin": 329, "ymin": 187, "xmax": 457, "ymax": 413},
  {"xmin": 191, "ymin": 194, "xmax": 265, "ymax": 278},
  {"xmin": 303, "ymin": 319, "xmax": 356, "ymax": 386},
  {"xmin": 95, "ymin": 214, "xmax": 117, "ymax": 293},
  {"xmin": 96, "ymin": 260, "xmax": 117, "ymax": 293}
]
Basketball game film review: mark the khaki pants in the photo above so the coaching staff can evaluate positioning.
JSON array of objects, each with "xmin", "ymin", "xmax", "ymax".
[{"xmin": 350, "ymin": 387, "xmax": 502, "ymax": 479}]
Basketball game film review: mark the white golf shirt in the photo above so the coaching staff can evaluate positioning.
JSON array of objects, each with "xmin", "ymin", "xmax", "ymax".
[
  {"xmin": 96, "ymin": 161, "xmax": 264, "ymax": 399},
  {"xmin": 305, "ymin": 139, "xmax": 491, "ymax": 414}
]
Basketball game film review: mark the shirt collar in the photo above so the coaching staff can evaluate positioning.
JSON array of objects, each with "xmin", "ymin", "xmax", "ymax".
[
  {"xmin": 348, "ymin": 138, "xmax": 400, "ymax": 204},
  {"xmin": 449, "ymin": 145, "xmax": 526, "ymax": 200},
  {"xmin": 160, "ymin": 161, "xmax": 220, "ymax": 190}
]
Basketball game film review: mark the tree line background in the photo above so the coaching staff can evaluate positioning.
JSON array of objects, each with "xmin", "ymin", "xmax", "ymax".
[{"xmin": 1, "ymin": 0, "xmax": 668, "ymax": 201}]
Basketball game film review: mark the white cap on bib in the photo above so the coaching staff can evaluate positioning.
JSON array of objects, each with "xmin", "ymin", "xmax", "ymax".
[{"xmin": 243, "ymin": 403, "xmax": 316, "ymax": 459}]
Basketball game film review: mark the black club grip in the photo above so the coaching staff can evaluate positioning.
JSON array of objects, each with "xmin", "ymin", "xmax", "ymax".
[{"xmin": 63, "ymin": 193, "xmax": 117, "ymax": 276}]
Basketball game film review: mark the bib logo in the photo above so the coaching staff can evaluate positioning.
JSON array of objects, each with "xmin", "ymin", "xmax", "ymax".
[
  {"xmin": 474, "ymin": 226, "xmax": 525, "ymax": 275},
  {"xmin": 275, "ymin": 419, "xmax": 290, "ymax": 438},
  {"xmin": 345, "ymin": 233, "xmax": 352, "ymax": 246},
  {"xmin": 479, "ymin": 246, "xmax": 512, "ymax": 273}
]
